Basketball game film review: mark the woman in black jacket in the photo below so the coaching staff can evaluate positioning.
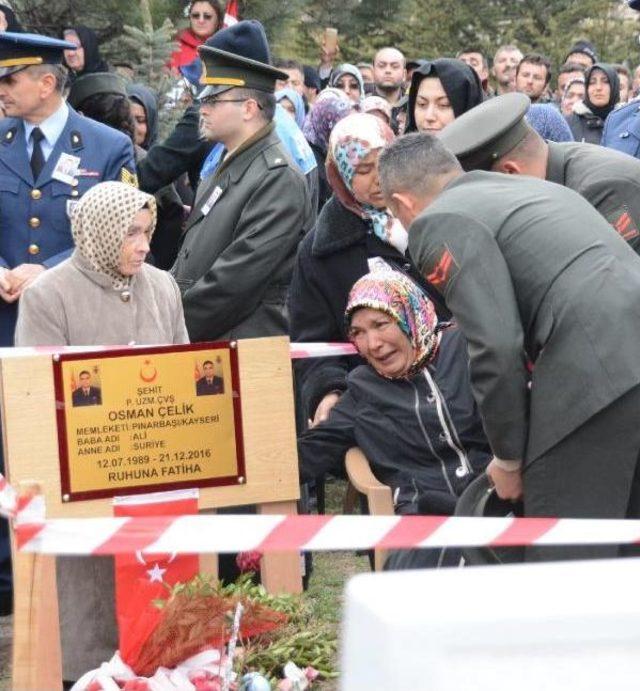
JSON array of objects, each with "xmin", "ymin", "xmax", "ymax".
[
  {"xmin": 298, "ymin": 270, "xmax": 490, "ymax": 516},
  {"xmin": 298, "ymin": 271, "xmax": 491, "ymax": 569},
  {"xmin": 566, "ymin": 63, "xmax": 620, "ymax": 145},
  {"xmin": 289, "ymin": 112, "xmax": 449, "ymax": 429}
]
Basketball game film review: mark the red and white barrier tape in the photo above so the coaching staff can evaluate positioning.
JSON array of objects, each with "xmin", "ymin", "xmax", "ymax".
[
  {"xmin": 0, "ymin": 342, "xmax": 357, "ymax": 360},
  {"xmin": 288, "ymin": 342, "xmax": 356, "ymax": 359},
  {"xmin": 0, "ymin": 473, "xmax": 46, "ymax": 527},
  {"xmin": 4, "ymin": 343, "xmax": 632, "ymax": 555},
  {"xmin": 11, "ymin": 513, "xmax": 640, "ymax": 555},
  {"xmin": 5, "ymin": 472, "xmax": 640, "ymax": 554}
]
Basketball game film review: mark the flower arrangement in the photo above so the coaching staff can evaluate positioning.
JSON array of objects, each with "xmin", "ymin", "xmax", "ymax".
[{"xmin": 73, "ymin": 574, "xmax": 338, "ymax": 690}]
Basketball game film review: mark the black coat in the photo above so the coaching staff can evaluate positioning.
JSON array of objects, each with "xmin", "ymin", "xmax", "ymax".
[
  {"xmin": 288, "ymin": 195, "xmax": 451, "ymax": 423},
  {"xmin": 298, "ymin": 327, "xmax": 491, "ymax": 514},
  {"xmin": 138, "ymin": 104, "xmax": 210, "ymax": 194},
  {"xmin": 135, "ymin": 147, "xmax": 186, "ymax": 271},
  {"xmin": 565, "ymin": 103, "xmax": 604, "ymax": 145},
  {"xmin": 309, "ymin": 141, "xmax": 331, "ymax": 213}
]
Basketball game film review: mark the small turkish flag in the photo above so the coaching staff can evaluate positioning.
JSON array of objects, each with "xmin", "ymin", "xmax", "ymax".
[
  {"xmin": 113, "ymin": 489, "xmax": 200, "ymax": 670},
  {"xmin": 223, "ymin": 0, "xmax": 239, "ymax": 27}
]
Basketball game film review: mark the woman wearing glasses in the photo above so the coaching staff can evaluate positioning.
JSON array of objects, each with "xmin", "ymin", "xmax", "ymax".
[{"xmin": 169, "ymin": 0, "xmax": 223, "ymax": 71}]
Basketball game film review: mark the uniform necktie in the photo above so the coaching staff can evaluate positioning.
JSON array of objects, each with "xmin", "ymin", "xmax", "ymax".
[{"xmin": 30, "ymin": 127, "xmax": 45, "ymax": 181}]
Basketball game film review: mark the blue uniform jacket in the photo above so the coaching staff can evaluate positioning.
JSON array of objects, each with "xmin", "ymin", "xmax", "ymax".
[
  {"xmin": 601, "ymin": 100, "xmax": 640, "ymax": 158},
  {"xmin": 0, "ymin": 105, "xmax": 136, "ymax": 345}
]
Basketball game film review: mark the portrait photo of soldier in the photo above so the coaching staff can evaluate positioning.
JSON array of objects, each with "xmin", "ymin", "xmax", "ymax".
[
  {"xmin": 195, "ymin": 359, "xmax": 224, "ymax": 396},
  {"xmin": 72, "ymin": 369, "xmax": 102, "ymax": 407}
]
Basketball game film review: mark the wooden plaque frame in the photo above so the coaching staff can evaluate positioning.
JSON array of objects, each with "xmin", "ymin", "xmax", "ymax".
[{"xmin": 0, "ymin": 336, "xmax": 302, "ymax": 690}]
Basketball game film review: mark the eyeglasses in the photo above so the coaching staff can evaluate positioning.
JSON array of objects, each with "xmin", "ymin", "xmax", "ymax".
[
  {"xmin": 191, "ymin": 12, "xmax": 213, "ymax": 19},
  {"xmin": 200, "ymin": 97, "xmax": 248, "ymax": 106}
]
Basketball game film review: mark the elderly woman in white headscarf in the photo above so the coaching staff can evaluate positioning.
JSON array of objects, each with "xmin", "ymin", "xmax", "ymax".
[
  {"xmin": 14, "ymin": 181, "xmax": 188, "ymax": 685},
  {"xmin": 15, "ymin": 181, "xmax": 188, "ymax": 346}
]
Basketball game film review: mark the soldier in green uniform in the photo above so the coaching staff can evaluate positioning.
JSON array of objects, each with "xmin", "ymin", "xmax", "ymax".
[
  {"xmin": 171, "ymin": 35, "xmax": 314, "ymax": 342},
  {"xmin": 378, "ymin": 133, "xmax": 640, "ymax": 560},
  {"xmin": 438, "ymin": 92, "xmax": 640, "ymax": 253}
]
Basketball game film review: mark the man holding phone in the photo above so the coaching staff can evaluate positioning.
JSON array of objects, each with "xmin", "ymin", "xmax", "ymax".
[{"xmin": 318, "ymin": 27, "xmax": 339, "ymax": 88}]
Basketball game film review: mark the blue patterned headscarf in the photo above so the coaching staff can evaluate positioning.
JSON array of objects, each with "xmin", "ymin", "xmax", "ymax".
[
  {"xmin": 327, "ymin": 113, "xmax": 408, "ymax": 253},
  {"xmin": 345, "ymin": 269, "xmax": 440, "ymax": 378}
]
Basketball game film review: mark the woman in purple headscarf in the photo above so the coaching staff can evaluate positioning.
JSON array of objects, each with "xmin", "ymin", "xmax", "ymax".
[{"xmin": 302, "ymin": 89, "xmax": 353, "ymax": 211}]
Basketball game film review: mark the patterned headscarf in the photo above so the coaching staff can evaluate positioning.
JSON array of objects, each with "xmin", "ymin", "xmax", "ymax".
[
  {"xmin": 361, "ymin": 95, "xmax": 392, "ymax": 123},
  {"xmin": 71, "ymin": 181, "xmax": 157, "ymax": 291},
  {"xmin": 345, "ymin": 270, "xmax": 440, "ymax": 378},
  {"xmin": 302, "ymin": 89, "xmax": 353, "ymax": 154},
  {"xmin": 327, "ymin": 112, "xmax": 408, "ymax": 253},
  {"xmin": 329, "ymin": 63, "xmax": 365, "ymax": 101}
]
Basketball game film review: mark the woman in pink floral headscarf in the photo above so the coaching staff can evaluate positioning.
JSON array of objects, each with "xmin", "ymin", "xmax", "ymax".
[{"xmin": 297, "ymin": 269, "xmax": 491, "ymax": 569}]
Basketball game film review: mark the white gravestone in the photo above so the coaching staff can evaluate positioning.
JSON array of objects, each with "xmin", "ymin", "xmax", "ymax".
[{"xmin": 342, "ymin": 558, "xmax": 640, "ymax": 690}]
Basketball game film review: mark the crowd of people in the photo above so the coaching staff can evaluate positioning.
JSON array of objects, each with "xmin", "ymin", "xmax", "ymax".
[{"xmin": 3, "ymin": 0, "xmax": 640, "ymax": 681}]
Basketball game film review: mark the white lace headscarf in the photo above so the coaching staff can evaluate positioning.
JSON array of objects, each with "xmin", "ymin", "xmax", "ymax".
[{"xmin": 71, "ymin": 181, "xmax": 157, "ymax": 291}]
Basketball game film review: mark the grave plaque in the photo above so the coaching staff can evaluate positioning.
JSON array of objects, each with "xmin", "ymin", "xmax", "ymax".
[{"xmin": 53, "ymin": 343, "xmax": 245, "ymax": 501}]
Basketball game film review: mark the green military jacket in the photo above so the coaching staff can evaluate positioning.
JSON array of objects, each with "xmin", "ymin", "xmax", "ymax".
[
  {"xmin": 409, "ymin": 171, "xmax": 640, "ymax": 463},
  {"xmin": 172, "ymin": 124, "xmax": 314, "ymax": 342},
  {"xmin": 546, "ymin": 140, "xmax": 640, "ymax": 254}
]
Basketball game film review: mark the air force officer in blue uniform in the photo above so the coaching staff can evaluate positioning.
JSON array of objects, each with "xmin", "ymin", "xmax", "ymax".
[{"xmin": 0, "ymin": 32, "xmax": 137, "ymax": 347}]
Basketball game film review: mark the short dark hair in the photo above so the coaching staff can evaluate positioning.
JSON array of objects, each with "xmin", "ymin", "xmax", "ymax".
[
  {"xmin": 274, "ymin": 58, "xmax": 304, "ymax": 75},
  {"xmin": 188, "ymin": 0, "xmax": 224, "ymax": 28},
  {"xmin": 233, "ymin": 87, "xmax": 276, "ymax": 123},
  {"xmin": 203, "ymin": 360, "xmax": 214, "ymax": 367},
  {"xmin": 456, "ymin": 48, "xmax": 488, "ymax": 69},
  {"xmin": 77, "ymin": 92, "xmax": 135, "ymax": 143},
  {"xmin": 558, "ymin": 61, "xmax": 586, "ymax": 77},
  {"xmin": 614, "ymin": 63, "xmax": 631, "ymax": 80},
  {"xmin": 79, "ymin": 370, "xmax": 91, "ymax": 378},
  {"xmin": 378, "ymin": 133, "xmax": 461, "ymax": 200},
  {"xmin": 516, "ymin": 53, "xmax": 552, "ymax": 85}
]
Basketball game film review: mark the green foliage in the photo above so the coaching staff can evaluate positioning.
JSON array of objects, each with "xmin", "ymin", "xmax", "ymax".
[
  {"xmin": 155, "ymin": 573, "xmax": 339, "ymax": 683},
  {"xmin": 400, "ymin": 0, "xmax": 640, "ymax": 68},
  {"xmin": 115, "ymin": 10, "xmax": 185, "ymax": 140},
  {"xmin": 272, "ymin": 0, "xmax": 640, "ymax": 75},
  {"xmin": 10, "ymin": 0, "xmax": 640, "ymax": 91},
  {"xmin": 13, "ymin": 0, "xmax": 140, "ymax": 42},
  {"xmin": 119, "ymin": 19, "xmax": 177, "ymax": 84}
]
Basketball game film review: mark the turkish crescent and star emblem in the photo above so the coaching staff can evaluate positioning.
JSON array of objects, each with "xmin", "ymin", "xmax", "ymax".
[
  {"xmin": 427, "ymin": 248, "xmax": 455, "ymax": 288},
  {"xmin": 139, "ymin": 359, "xmax": 157, "ymax": 383},
  {"xmin": 135, "ymin": 551, "xmax": 176, "ymax": 583}
]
